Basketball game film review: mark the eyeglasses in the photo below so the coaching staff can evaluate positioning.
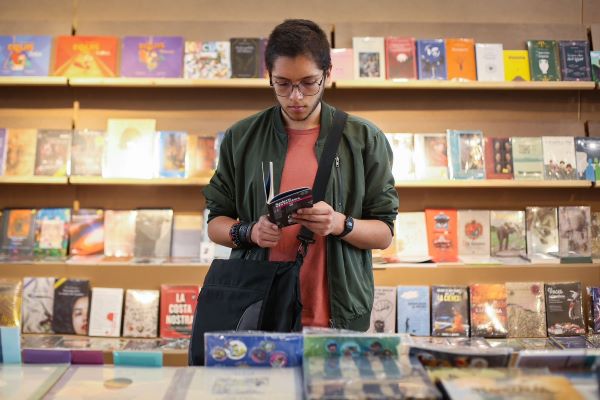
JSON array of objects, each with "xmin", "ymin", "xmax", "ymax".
[{"xmin": 270, "ymin": 73, "xmax": 325, "ymax": 97}]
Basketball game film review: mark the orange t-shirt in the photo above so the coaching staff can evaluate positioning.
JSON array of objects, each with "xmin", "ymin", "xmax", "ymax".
[{"xmin": 268, "ymin": 125, "xmax": 330, "ymax": 327}]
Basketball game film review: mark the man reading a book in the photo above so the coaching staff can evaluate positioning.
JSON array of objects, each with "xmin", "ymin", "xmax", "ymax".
[{"xmin": 204, "ymin": 19, "xmax": 398, "ymax": 331}]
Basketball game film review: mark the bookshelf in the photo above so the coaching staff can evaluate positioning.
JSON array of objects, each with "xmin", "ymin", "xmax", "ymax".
[
  {"xmin": 68, "ymin": 177, "xmax": 212, "ymax": 186},
  {"xmin": 68, "ymin": 77, "xmax": 271, "ymax": 88},
  {"xmin": 334, "ymin": 80, "xmax": 597, "ymax": 90},
  {"xmin": 0, "ymin": 77, "xmax": 67, "ymax": 86}
]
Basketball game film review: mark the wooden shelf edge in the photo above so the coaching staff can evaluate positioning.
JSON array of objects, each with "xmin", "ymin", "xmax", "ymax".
[
  {"xmin": 0, "ymin": 176, "xmax": 68, "ymax": 184},
  {"xmin": 68, "ymin": 176, "xmax": 211, "ymax": 186},
  {"xmin": 375, "ymin": 262, "xmax": 600, "ymax": 269},
  {"xmin": 395, "ymin": 179, "xmax": 592, "ymax": 188},
  {"xmin": 68, "ymin": 77, "xmax": 270, "ymax": 88},
  {"xmin": 0, "ymin": 76, "xmax": 67, "ymax": 86},
  {"xmin": 334, "ymin": 80, "xmax": 597, "ymax": 90}
]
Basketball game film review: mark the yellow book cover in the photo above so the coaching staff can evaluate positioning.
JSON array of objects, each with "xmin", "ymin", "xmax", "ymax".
[
  {"xmin": 504, "ymin": 50, "xmax": 531, "ymax": 81},
  {"xmin": 5, "ymin": 128, "xmax": 37, "ymax": 176}
]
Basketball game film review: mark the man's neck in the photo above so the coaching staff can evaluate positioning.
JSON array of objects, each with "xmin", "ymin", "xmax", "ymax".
[{"xmin": 282, "ymin": 101, "xmax": 322, "ymax": 130}]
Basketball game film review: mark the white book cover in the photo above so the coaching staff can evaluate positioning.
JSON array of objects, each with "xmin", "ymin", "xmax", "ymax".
[
  {"xmin": 395, "ymin": 212, "xmax": 430, "ymax": 262},
  {"xmin": 414, "ymin": 133, "xmax": 449, "ymax": 180},
  {"xmin": 592, "ymin": 211, "xmax": 600, "ymax": 262},
  {"xmin": 368, "ymin": 286, "xmax": 397, "ymax": 333},
  {"xmin": 542, "ymin": 136, "xmax": 577, "ymax": 180},
  {"xmin": 103, "ymin": 118, "xmax": 156, "ymax": 179},
  {"xmin": 184, "ymin": 40, "xmax": 231, "ymax": 80},
  {"xmin": 558, "ymin": 206, "xmax": 592, "ymax": 258},
  {"xmin": 353, "ymin": 37, "xmax": 386, "ymax": 80},
  {"xmin": 512, "ymin": 137, "xmax": 544, "ymax": 180},
  {"xmin": 525, "ymin": 207, "xmax": 559, "ymax": 257},
  {"xmin": 385, "ymin": 133, "xmax": 414, "ymax": 180},
  {"xmin": 88, "ymin": 287, "xmax": 124, "ymax": 337},
  {"xmin": 457, "ymin": 210, "xmax": 491, "ymax": 261},
  {"xmin": 122, "ymin": 289, "xmax": 160, "ymax": 338},
  {"xmin": 475, "ymin": 43, "xmax": 504, "ymax": 81},
  {"xmin": 21, "ymin": 276, "xmax": 55, "ymax": 333},
  {"xmin": 490, "ymin": 210, "xmax": 526, "ymax": 257},
  {"xmin": 171, "ymin": 213, "xmax": 203, "ymax": 259}
]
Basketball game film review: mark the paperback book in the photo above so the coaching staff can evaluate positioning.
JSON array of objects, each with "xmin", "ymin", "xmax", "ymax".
[
  {"xmin": 330, "ymin": 48, "xmax": 353, "ymax": 81},
  {"xmin": 5, "ymin": 128, "xmax": 37, "ymax": 176},
  {"xmin": 53, "ymin": 36, "xmax": 118, "ymax": 77},
  {"xmin": 484, "ymin": 137, "xmax": 513, "ymax": 179},
  {"xmin": 542, "ymin": 136, "xmax": 577, "ymax": 180},
  {"xmin": 230, "ymin": 38, "xmax": 261, "ymax": 78},
  {"xmin": 103, "ymin": 210, "xmax": 136, "ymax": 258},
  {"xmin": 171, "ymin": 212, "xmax": 203, "ymax": 260},
  {"xmin": 445, "ymin": 38, "xmax": 476, "ymax": 81},
  {"xmin": 33, "ymin": 130, "xmax": 71, "ymax": 177},
  {"xmin": 353, "ymin": 36, "xmax": 385, "ymax": 80},
  {"xmin": 525, "ymin": 206, "xmax": 559, "ymax": 261},
  {"xmin": 414, "ymin": 133, "xmax": 448, "ymax": 179},
  {"xmin": 121, "ymin": 36, "xmax": 184, "ymax": 78},
  {"xmin": 367, "ymin": 286, "xmax": 396, "ymax": 333},
  {"xmin": 511, "ymin": 136, "xmax": 544, "ymax": 180},
  {"xmin": 527, "ymin": 40, "xmax": 561, "ymax": 81},
  {"xmin": 503, "ymin": 50, "xmax": 531, "ymax": 81},
  {"xmin": 416, "ymin": 39, "xmax": 446, "ymax": 80},
  {"xmin": 133, "ymin": 209, "xmax": 174, "ymax": 261},
  {"xmin": 103, "ymin": 118, "xmax": 156, "ymax": 179},
  {"xmin": 425, "ymin": 209, "xmax": 458, "ymax": 262},
  {"xmin": 385, "ymin": 133, "xmax": 414, "ymax": 180},
  {"xmin": 447, "ymin": 129, "xmax": 485, "ymax": 179},
  {"xmin": 469, "ymin": 283, "xmax": 508, "ymax": 338},
  {"xmin": 475, "ymin": 43, "xmax": 504, "ymax": 81},
  {"xmin": 388, "ymin": 212, "xmax": 430, "ymax": 263},
  {"xmin": 52, "ymin": 278, "xmax": 90, "ymax": 335},
  {"xmin": 506, "ymin": 281, "xmax": 547, "ymax": 337},
  {"xmin": 186, "ymin": 134, "xmax": 216, "ymax": 177},
  {"xmin": 574, "ymin": 136, "xmax": 600, "ymax": 182},
  {"xmin": 122, "ymin": 289, "xmax": 160, "ymax": 338},
  {"xmin": 0, "ymin": 129, "xmax": 5, "ymax": 175},
  {"xmin": 184, "ymin": 40, "xmax": 231, "ymax": 79},
  {"xmin": 545, "ymin": 282, "xmax": 586, "ymax": 336},
  {"xmin": 88, "ymin": 287, "xmax": 124, "ymax": 337},
  {"xmin": 156, "ymin": 131, "xmax": 187, "ymax": 178},
  {"xmin": 22, "ymin": 277, "xmax": 55, "ymax": 333},
  {"xmin": 0, "ymin": 209, "xmax": 36, "ymax": 259},
  {"xmin": 457, "ymin": 210, "xmax": 491, "ymax": 262},
  {"xmin": 0, "ymin": 35, "xmax": 52, "ymax": 76},
  {"xmin": 589, "ymin": 287, "xmax": 600, "ymax": 333},
  {"xmin": 69, "ymin": 209, "xmax": 104, "ymax": 256},
  {"xmin": 431, "ymin": 286, "xmax": 469, "ymax": 337},
  {"xmin": 558, "ymin": 40, "xmax": 591, "ymax": 81},
  {"xmin": 490, "ymin": 210, "xmax": 526, "ymax": 257},
  {"xmin": 558, "ymin": 206, "xmax": 592, "ymax": 260},
  {"xmin": 397, "ymin": 286, "xmax": 430, "ymax": 336},
  {"xmin": 0, "ymin": 280, "xmax": 22, "ymax": 327},
  {"xmin": 593, "ymin": 211, "xmax": 600, "ymax": 262},
  {"xmin": 70, "ymin": 129, "xmax": 104, "ymax": 177},
  {"xmin": 160, "ymin": 284, "xmax": 199, "ymax": 338},
  {"xmin": 33, "ymin": 208, "xmax": 70, "ymax": 259},
  {"xmin": 593, "ymin": 51, "xmax": 600, "ymax": 82},
  {"xmin": 385, "ymin": 37, "xmax": 416, "ymax": 80}
]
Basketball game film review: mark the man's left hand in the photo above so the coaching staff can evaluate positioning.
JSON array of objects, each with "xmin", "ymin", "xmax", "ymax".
[{"xmin": 292, "ymin": 201, "xmax": 344, "ymax": 236}]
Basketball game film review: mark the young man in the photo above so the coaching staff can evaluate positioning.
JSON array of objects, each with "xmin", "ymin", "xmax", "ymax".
[{"xmin": 203, "ymin": 19, "xmax": 398, "ymax": 331}]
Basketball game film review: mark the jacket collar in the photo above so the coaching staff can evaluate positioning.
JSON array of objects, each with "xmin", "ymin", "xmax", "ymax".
[{"xmin": 273, "ymin": 101, "xmax": 336, "ymax": 149}]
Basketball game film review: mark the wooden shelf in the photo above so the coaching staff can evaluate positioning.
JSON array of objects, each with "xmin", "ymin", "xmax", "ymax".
[
  {"xmin": 395, "ymin": 179, "xmax": 592, "ymax": 188},
  {"xmin": 0, "ymin": 76, "xmax": 68, "ymax": 86},
  {"xmin": 68, "ymin": 176, "xmax": 211, "ymax": 186},
  {"xmin": 68, "ymin": 77, "xmax": 271, "ymax": 88},
  {"xmin": 0, "ymin": 176, "xmax": 68, "ymax": 184},
  {"xmin": 334, "ymin": 79, "xmax": 597, "ymax": 90}
]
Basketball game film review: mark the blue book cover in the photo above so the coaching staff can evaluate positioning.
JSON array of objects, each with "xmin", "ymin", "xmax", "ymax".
[
  {"xmin": 0, "ymin": 35, "xmax": 52, "ymax": 76},
  {"xmin": 417, "ymin": 39, "xmax": 446, "ymax": 80},
  {"xmin": 121, "ymin": 36, "xmax": 184, "ymax": 78},
  {"xmin": 397, "ymin": 286, "xmax": 430, "ymax": 336},
  {"xmin": 33, "ymin": 208, "xmax": 71, "ymax": 258},
  {"xmin": 447, "ymin": 129, "xmax": 485, "ymax": 179},
  {"xmin": 591, "ymin": 287, "xmax": 600, "ymax": 333},
  {"xmin": 157, "ymin": 131, "xmax": 187, "ymax": 178},
  {"xmin": 0, "ymin": 128, "xmax": 6, "ymax": 175},
  {"xmin": 574, "ymin": 136, "xmax": 600, "ymax": 182}
]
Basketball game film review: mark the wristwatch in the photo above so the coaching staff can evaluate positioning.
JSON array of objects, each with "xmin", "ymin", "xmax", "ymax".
[{"xmin": 333, "ymin": 215, "xmax": 354, "ymax": 238}]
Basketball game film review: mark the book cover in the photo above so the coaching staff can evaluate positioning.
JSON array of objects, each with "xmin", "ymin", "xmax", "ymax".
[
  {"xmin": 156, "ymin": 131, "xmax": 187, "ymax": 178},
  {"xmin": 511, "ymin": 136, "xmax": 544, "ymax": 180},
  {"xmin": 457, "ymin": 210, "xmax": 491, "ymax": 260},
  {"xmin": 0, "ymin": 128, "xmax": 6, "ymax": 175},
  {"xmin": 385, "ymin": 37, "xmax": 416, "ymax": 80},
  {"xmin": 353, "ymin": 36, "xmax": 386, "ymax": 80},
  {"xmin": 186, "ymin": 134, "xmax": 216, "ymax": 177},
  {"xmin": 425, "ymin": 209, "xmax": 458, "ymax": 262},
  {"xmin": 0, "ymin": 280, "xmax": 22, "ymax": 327},
  {"xmin": 416, "ymin": 39, "xmax": 446, "ymax": 80},
  {"xmin": 542, "ymin": 136, "xmax": 577, "ymax": 180},
  {"xmin": 445, "ymin": 38, "xmax": 476, "ymax": 81},
  {"xmin": 545, "ymin": 282, "xmax": 586, "ymax": 336},
  {"xmin": 503, "ymin": 50, "xmax": 531, "ymax": 81},
  {"xmin": 475, "ymin": 43, "xmax": 504, "ymax": 82},
  {"xmin": 390, "ymin": 212, "xmax": 430, "ymax": 262},
  {"xmin": 592, "ymin": 51, "xmax": 600, "ymax": 82},
  {"xmin": 385, "ymin": 133, "xmax": 414, "ymax": 180},
  {"xmin": 551, "ymin": 335, "xmax": 594, "ymax": 349},
  {"xmin": 490, "ymin": 210, "xmax": 525, "ymax": 257},
  {"xmin": 69, "ymin": 208, "xmax": 104, "ymax": 256},
  {"xmin": 0, "ymin": 209, "xmax": 36, "ymax": 259},
  {"xmin": 70, "ymin": 129, "xmax": 104, "ymax": 177},
  {"xmin": 431, "ymin": 286, "xmax": 469, "ymax": 337},
  {"xmin": 592, "ymin": 211, "xmax": 600, "ymax": 262},
  {"xmin": 159, "ymin": 284, "xmax": 199, "ymax": 338},
  {"xmin": 397, "ymin": 286, "xmax": 430, "ymax": 336},
  {"xmin": 558, "ymin": 206, "xmax": 592, "ymax": 258},
  {"xmin": 184, "ymin": 40, "xmax": 231, "ymax": 79},
  {"xmin": 330, "ymin": 48, "xmax": 353, "ymax": 81},
  {"xmin": 469, "ymin": 283, "xmax": 508, "ymax": 338},
  {"xmin": 33, "ymin": 208, "xmax": 70, "ymax": 259},
  {"xmin": 5, "ymin": 128, "xmax": 37, "ymax": 176},
  {"xmin": 367, "ymin": 286, "xmax": 396, "ymax": 333},
  {"xmin": 103, "ymin": 210, "xmax": 136, "ymax": 258},
  {"xmin": 133, "ymin": 209, "xmax": 174, "ymax": 260},
  {"xmin": 230, "ymin": 38, "xmax": 260, "ymax": 78},
  {"xmin": 88, "ymin": 287, "xmax": 124, "ymax": 337},
  {"xmin": 53, "ymin": 36, "xmax": 118, "ymax": 77},
  {"xmin": 525, "ymin": 206, "xmax": 558, "ymax": 259},
  {"xmin": 447, "ymin": 129, "xmax": 485, "ymax": 179},
  {"xmin": 34, "ymin": 129, "xmax": 71, "ymax": 177},
  {"xmin": 103, "ymin": 118, "xmax": 156, "ymax": 179},
  {"xmin": 484, "ymin": 137, "xmax": 513, "ymax": 179},
  {"xmin": 122, "ymin": 289, "xmax": 159, "ymax": 338},
  {"xmin": 527, "ymin": 40, "xmax": 561, "ymax": 81},
  {"xmin": 414, "ymin": 133, "xmax": 449, "ymax": 179},
  {"xmin": 558, "ymin": 40, "xmax": 591, "ymax": 81},
  {"xmin": 590, "ymin": 287, "xmax": 600, "ymax": 333},
  {"xmin": 52, "ymin": 278, "xmax": 90, "ymax": 335},
  {"xmin": 121, "ymin": 36, "xmax": 184, "ymax": 78},
  {"xmin": 171, "ymin": 212, "xmax": 203, "ymax": 259},
  {"xmin": 574, "ymin": 136, "xmax": 600, "ymax": 181},
  {"xmin": 22, "ymin": 277, "xmax": 55, "ymax": 333},
  {"xmin": 0, "ymin": 35, "xmax": 52, "ymax": 76},
  {"xmin": 506, "ymin": 282, "xmax": 547, "ymax": 337}
]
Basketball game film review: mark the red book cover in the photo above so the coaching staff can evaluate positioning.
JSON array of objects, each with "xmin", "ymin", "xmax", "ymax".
[
  {"xmin": 159, "ymin": 285, "xmax": 199, "ymax": 339},
  {"xmin": 484, "ymin": 137, "xmax": 513, "ymax": 179},
  {"xmin": 425, "ymin": 209, "xmax": 458, "ymax": 262},
  {"xmin": 53, "ymin": 36, "xmax": 118, "ymax": 77},
  {"xmin": 385, "ymin": 37, "xmax": 417, "ymax": 80}
]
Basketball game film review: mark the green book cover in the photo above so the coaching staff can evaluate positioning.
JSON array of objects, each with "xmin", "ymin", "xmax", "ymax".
[
  {"xmin": 592, "ymin": 51, "xmax": 600, "ymax": 83},
  {"xmin": 527, "ymin": 40, "xmax": 561, "ymax": 81}
]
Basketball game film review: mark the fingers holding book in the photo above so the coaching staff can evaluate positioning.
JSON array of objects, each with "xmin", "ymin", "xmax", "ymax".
[{"xmin": 251, "ymin": 215, "xmax": 281, "ymax": 248}]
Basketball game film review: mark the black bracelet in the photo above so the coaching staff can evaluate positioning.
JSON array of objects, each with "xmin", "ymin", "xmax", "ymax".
[
  {"xmin": 229, "ymin": 222, "xmax": 243, "ymax": 247},
  {"xmin": 229, "ymin": 222, "xmax": 256, "ymax": 248},
  {"xmin": 245, "ymin": 222, "xmax": 256, "ymax": 245}
]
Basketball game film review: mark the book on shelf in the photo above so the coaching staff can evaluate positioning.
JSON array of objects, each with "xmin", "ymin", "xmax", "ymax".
[
  {"xmin": 230, "ymin": 37, "xmax": 261, "ymax": 78},
  {"xmin": 330, "ymin": 48, "xmax": 353, "ymax": 81},
  {"xmin": 524, "ymin": 206, "xmax": 559, "ymax": 263},
  {"xmin": 53, "ymin": 36, "xmax": 118, "ymax": 78},
  {"xmin": 156, "ymin": 131, "xmax": 187, "ymax": 178},
  {"xmin": 384, "ymin": 133, "xmax": 414, "ymax": 180},
  {"xmin": 171, "ymin": 212, "xmax": 203, "ymax": 260},
  {"xmin": 414, "ymin": 133, "xmax": 449, "ymax": 179},
  {"xmin": 186, "ymin": 134, "xmax": 216, "ymax": 177},
  {"xmin": 184, "ymin": 40, "xmax": 231, "ymax": 79},
  {"xmin": 589, "ymin": 287, "xmax": 600, "ymax": 334},
  {"xmin": 545, "ymin": 282, "xmax": 586, "ymax": 336},
  {"xmin": 592, "ymin": 211, "xmax": 600, "ymax": 263},
  {"xmin": 503, "ymin": 50, "xmax": 531, "ymax": 81},
  {"xmin": 5, "ymin": 128, "xmax": 37, "ymax": 176},
  {"xmin": 120, "ymin": 36, "xmax": 184, "ymax": 78},
  {"xmin": 475, "ymin": 43, "xmax": 504, "ymax": 82},
  {"xmin": 558, "ymin": 40, "xmax": 591, "ymax": 81},
  {"xmin": 133, "ymin": 209, "xmax": 174, "ymax": 262},
  {"xmin": 352, "ymin": 36, "xmax": 385, "ymax": 80},
  {"xmin": 385, "ymin": 37, "xmax": 417, "ymax": 80},
  {"xmin": 88, "ymin": 287, "xmax": 124, "ymax": 337},
  {"xmin": 431, "ymin": 286, "xmax": 469, "ymax": 337},
  {"xmin": 52, "ymin": 278, "xmax": 90, "ymax": 335},
  {"xmin": 381, "ymin": 211, "xmax": 431, "ymax": 263},
  {"xmin": 550, "ymin": 335, "xmax": 594, "ymax": 349},
  {"xmin": 122, "ymin": 289, "xmax": 160, "ymax": 338},
  {"xmin": 592, "ymin": 51, "xmax": 600, "ymax": 83},
  {"xmin": 22, "ymin": 277, "xmax": 55, "ymax": 333},
  {"xmin": 574, "ymin": 136, "xmax": 600, "ymax": 182},
  {"xmin": 103, "ymin": 210, "xmax": 136, "ymax": 259},
  {"xmin": 397, "ymin": 286, "xmax": 430, "ymax": 336},
  {"xmin": 69, "ymin": 208, "xmax": 104, "ymax": 256},
  {"xmin": 416, "ymin": 39, "xmax": 446, "ymax": 80},
  {"xmin": 0, "ymin": 128, "xmax": 6, "ymax": 175},
  {"xmin": 425, "ymin": 209, "xmax": 458, "ymax": 262},
  {"xmin": 541, "ymin": 136, "xmax": 577, "ymax": 180},
  {"xmin": 70, "ymin": 129, "xmax": 104, "ymax": 177},
  {"xmin": 557, "ymin": 206, "xmax": 592, "ymax": 262},
  {"xmin": 447, "ymin": 129, "xmax": 485, "ymax": 180},
  {"xmin": 33, "ymin": 208, "xmax": 70, "ymax": 259},
  {"xmin": 159, "ymin": 284, "xmax": 199, "ymax": 339},
  {"xmin": 103, "ymin": 118, "xmax": 156, "ymax": 179},
  {"xmin": 457, "ymin": 210, "xmax": 492, "ymax": 264},
  {"xmin": 0, "ymin": 35, "xmax": 52, "ymax": 76},
  {"xmin": 0, "ymin": 280, "xmax": 22, "ymax": 328},
  {"xmin": 506, "ymin": 281, "xmax": 547, "ymax": 338},
  {"xmin": 484, "ymin": 137, "xmax": 513, "ymax": 179},
  {"xmin": 490, "ymin": 210, "xmax": 525, "ymax": 258},
  {"xmin": 469, "ymin": 283, "xmax": 508, "ymax": 338},
  {"xmin": 527, "ymin": 40, "xmax": 561, "ymax": 81},
  {"xmin": 511, "ymin": 136, "xmax": 544, "ymax": 180},
  {"xmin": 0, "ymin": 209, "xmax": 36, "ymax": 260},
  {"xmin": 445, "ymin": 38, "xmax": 476, "ymax": 81},
  {"xmin": 34, "ymin": 129, "xmax": 71, "ymax": 177},
  {"xmin": 367, "ymin": 286, "xmax": 396, "ymax": 333}
]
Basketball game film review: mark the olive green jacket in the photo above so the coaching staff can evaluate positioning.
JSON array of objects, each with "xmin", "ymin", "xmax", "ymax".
[{"xmin": 203, "ymin": 101, "xmax": 399, "ymax": 330}]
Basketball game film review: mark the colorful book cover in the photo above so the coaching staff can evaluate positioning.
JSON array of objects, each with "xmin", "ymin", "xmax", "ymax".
[
  {"xmin": 593, "ymin": 212, "xmax": 600, "ymax": 262},
  {"xmin": 511, "ymin": 136, "xmax": 544, "ymax": 180},
  {"xmin": 367, "ymin": 286, "xmax": 396, "ymax": 333},
  {"xmin": 0, "ymin": 35, "xmax": 52, "ymax": 76},
  {"xmin": 69, "ymin": 209, "xmax": 104, "ymax": 256},
  {"xmin": 542, "ymin": 136, "xmax": 577, "ymax": 180},
  {"xmin": 431, "ymin": 286, "xmax": 469, "ymax": 337},
  {"xmin": 34, "ymin": 129, "xmax": 71, "ymax": 177},
  {"xmin": 525, "ymin": 207, "xmax": 559, "ymax": 257},
  {"xmin": 186, "ymin": 134, "xmax": 216, "ymax": 177},
  {"xmin": 88, "ymin": 287, "xmax": 124, "ymax": 337},
  {"xmin": 484, "ymin": 137, "xmax": 513, "ymax": 179},
  {"xmin": 330, "ymin": 48, "xmax": 354, "ymax": 81},
  {"xmin": 103, "ymin": 118, "xmax": 156, "ymax": 179},
  {"xmin": 574, "ymin": 136, "xmax": 600, "ymax": 181},
  {"xmin": 391, "ymin": 212, "xmax": 430, "ymax": 262},
  {"xmin": 447, "ymin": 129, "xmax": 485, "ymax": 179},
  {"xmin": 506, "ymin": 282, "xmax": 547, "ymax": 337},
  {"xmin": 592, "ymin": 51, "xmax": 600, "ymax": 83},
  {"xmin": 0, "ymin": 128, "xmax": 6, "ymax": 175},
  {"xmin": 503, "ymin": 50, "xmax": 531, "ymax": 81},
  {"xmin": 70, "ymin": 129, "xmax": 104, "ymax": 177},
  {"xmin": 353, "ymin": 36, "xmax": 385, "ymax": 80},
  {"xmin": 22, "ymin": 277, "xmax": 55, "ymax": 333},
  {"xmin": 121, "ymin": 36, "xmax": 184, "ymax": 78},
  {"xmin": 53, "ymin": 36, "xmax": 118, "ymax": 77},
  {"xmin": 417, "ymin": 39, "xmax": 446, "ymax": 80},
  {"xmin": 558, "ymin": 40, "xmax": 591, "ymax": 81},
  {"xmin": 122, "ymin": 289, "xmax": 160, "ymax": 338},
  {"xmin": 230, "ymin": 38, "xmax": 261, "ymax": 78},
  {"xmin": 470, "ymin": 283, "xmax": 508, "ymax": 338},
  {"xmin": 5, "ymin": 128, "xmax": 37, "ymax": 176},
  {"xmin": 590, "ymin": 287, "xmax": 600, "ymax": 333},
  {"xmin": 33, "ymin": 208, "xmax": 70, "ymax": 258},
  {"xmin": 159, "ymin": 284, "xmax": 199, "ymax": 339},
  {"xmin": 414, "ymin": 133, "xmax": 448, "ymax": 179},
  {"xmin": 184, "ymin": 40, "xmax": 231, "ymax": 79},
  {"xmin": 425, "ymin": 209, "xmax": 458, "ymax": 262},
  {"xmin": 527, "ymin": 40, "xmax": 561, "ymax": 81},
  {"xmin": 0, "ymin": 280, "xmax": 22, "ymax": 328},
  {"xmin": 397, "ymin": 286, "xmax": 430, "ymax": 336},
  {"xmin": 545, "ymin": 282, "xmax": 586, "ymax": 336},
  {"xmin": 171, "ymin": 212, "xmax": 203, "ymax": 259},
  {"xmin": 0, "ymin": 209, "xmax": 36, "ymax": 259},
  {"xmin": 457, "ymin": 210, "xmax": 491, "ymax": 260},
  {"xmin": 103, "ymin": 210, "xmax": 136, "ymax": 258},
  {"xmin": 490, "ymin": 210, "xmax": 525, "ymax": 257},
  {"xmin": 52, "ymin": 278, "xmax": 90, "ymax": 335},
  {"xmin": 445, "ymin": 38, "xmax": 476, "ymax": 81},
  {"xmin": 133, "ymin": 209, "xmax": 174, "ymax": 260},
  {"xmin": 385, "ymin": 133, "xmax": 414, "ymax": 180},
  {"xmin": 385, "ymin": 37, "xmax": 416, "ymax": 80},
  {"xmin": 558, "ymin": 206, "xmax": 592, "ymax": 258},
  {"xmin": 475, "ymin": 43, "xmax": 504, "ymax": 81},
  {"xmin": 156, "ymin": 131, "xmax": 187, "ymax": 178}
]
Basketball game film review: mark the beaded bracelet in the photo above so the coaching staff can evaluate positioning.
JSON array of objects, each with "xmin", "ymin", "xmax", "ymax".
[
  {"xmin": 229, "ymin": 222, "xmax": 256, "ymax": 248},
  {"xmin": 229, "ymin": 222, "xmax": 243, "ymax": 248}
]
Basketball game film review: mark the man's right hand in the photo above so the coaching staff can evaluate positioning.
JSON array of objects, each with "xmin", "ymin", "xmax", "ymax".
[{"xmin": 251, "ymin": 215, "xmax": 281, "ymax": 248}]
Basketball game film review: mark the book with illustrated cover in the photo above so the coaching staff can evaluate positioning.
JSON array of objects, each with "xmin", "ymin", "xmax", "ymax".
[
  {"xmin": 385, "ymin": 37, "xmax": 416, "ymax": 80},
  {"xmin": 123, "ymin": 289, "xmax": 159, "ymax": 338},
  {"xmin": 5, "ymin": 128, "xmax": 37, "ymax": 176},
  {"xmin": 469, "ymin": 283, "xmax": 508, "ymax": 338},
  {"xmin": 22, "ymin": 277, "xmax": 55, "ymax": 333},
  {"xmin": 53, "ymin": 36, "xmax": 118, "ymax": 77},
  {"xmin": 558, "ymin": 206, "xmax": 592, "ymax": 260},
  {"xmin": 133, "ymin": 209, "xmax": 174, "ymax": 261},
  {"xmin": 186, "ymin": 134, "xmax": 216, "ymax": 177},
  {"xmin": 425, "ymin": 209, "xmax": 458, "ymax": 262},
  {"xmin": 156, "ymin": 131, "xmax": 187, "ymax": 178},
  {"xmin": 0, "ymin": 128, "xmax": 6, "ymax": 175},
  {"xmin": 475, "ymin": 43, "xmax": 504, "ymax": 81},
  {"xmin": 34, "ymin": 129, "xmax": 71, "ymax": 177},
  {"xmin": 171, "ymin": 212, "xmax": 203, "ymax": 259},
  {"xmin": 431, "ymin": 286, "xmax": 469, "ymax": 337},
  {"xmin": 545, "ymin": 282, "xmax": 586, "ymax": 336},
  {"xmin": 527, "ymin": 40, "xmax": 561, "ymax": 81},
  {"xmin": 506, "ymin": 282, "xmax": 547, "ymax": 337},
  {"xmin": 511, "ymin": 136, "xmax": 544, "ymax": 180},
  {"xmin": 69, "ymin": 208, "xmax": 104, "ymax": 256},
  {"xmin": 385, "ymin": 133, "xmax": 414, "ymax": 180},
  {"xmin": 397, "ymin": 286, "xmax": 430, "ymax": 336},
  {"xmin": 88, "ymin": 287, "xmax": 124, "ymax": 337},
  {"xmin": 592, "ymin": 51, "xmax": 600, "ymax": 82},
  {"xmin": 592, "ymin": 211, "xmax": 600, "ymax": 262},
  {"xmin": 590, "ymin": 287, "xmax": 600, "ymax": 333},
  {"xmin": 386, "ymin": 212, "xmax": 430, "ymax": 263},
  {"xmin": 184, "ymin": 40, "xmax": 231, "ymax": 79},
  {"xmin": 160, "ymin": 284, "xmax": 199, "ymax": 338},
  {"xmin": 230, "ymin": 38, "xmax": 260, "ymax": 78},
  {"xmin": 52, "ymin": 278, "xmax": 90, "ymax": 335},
  {"xmin": 103, "ymin": 210, "xmax": 136, "ymax": 258},
  {"xmin": 330, "ymin": 48, "xmax": 353, "ymax": 81},
  {"xmin": 103, "ymin": 118, "xmax": 156, "ymax": 179},
  {"xmin": 484, "ymin": 137, "xmax": 513, "ymax": 179},
  {"xmin": 70, "ymin": 129, "xmax": 104, "ymax": 177},
  {"xmin": 414, "ymin": 133, "xmax": 448, "ymax": 179},
  {"xmin": 446, "ymin": 38, "xmax": 476, "ymax": 81},
  {"xmin": 0, "ymin": 35, "xmax": 52, "ymax": 76},
  {"xmin": 457, "ymin": 210, "xmax": 491, "ymax": 262},
  {"xmin": 0, "ymin": 280, "xmax": 22, "ymax": 327},
  {"xmin": 574, "ymin": 136, "xmax": 600, "ymax": 181},
  {"xmin": 367, "ymin": 286, "xmax": 396, "ymax": 333},
  {"xmin": 503, "ymin": 50, "xmax": 531, "ymax": 81},
  {"xmin": 121, "ymin": 36, "xmax": 184, "ymax": 78},
  {"xmin": 558, "ymin": 40, "xmax": 591, "ymax": 81},
  {"xmin": 490, "ymin": 210, "xmax": 525, "ymax": 257},
  {"xmin": 447, "ymin": 129, "xmax": 485, "ymax": 179},
  {"xmin": 33, "ymin": 208, "xmax": 70, "ymax": 259},
  {"xmin": 0, "ymin": 209, "xmax": 36, "ymax": 259},
  {"xmin": 542, "ymin": 136, "xmax": 577, "ymax": 180},
  {"xmin": 525, "ymin": 207, "xmax": 559, "ymax": 261},
  {"xmin": 416, "ymin": 39, "xmax": 446, "ymax": 80},
  {"xmin": 353, "ymin": 36, "xmax": 385, "ymax": 80}
]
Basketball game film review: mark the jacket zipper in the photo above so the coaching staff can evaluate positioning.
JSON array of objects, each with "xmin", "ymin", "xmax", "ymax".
[{"xmin": 334, "ymin": 154, "xmax": 343, "ymax": 211}]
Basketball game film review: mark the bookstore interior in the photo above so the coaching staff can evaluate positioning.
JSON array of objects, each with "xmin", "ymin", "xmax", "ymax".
[{"xmin": 1, "ymin": 1, "xmax": 600, "ymax": 398}]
